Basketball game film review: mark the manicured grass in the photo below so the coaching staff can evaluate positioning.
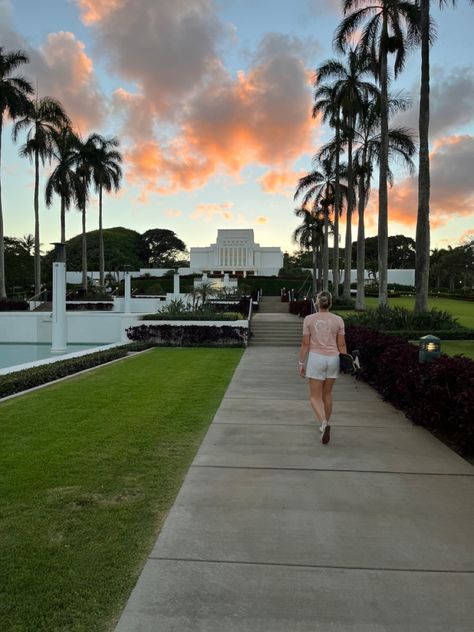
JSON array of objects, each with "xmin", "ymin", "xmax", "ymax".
[
  {"xmin": 364, "ymin": 296, "xmax": 474, "ymax": 329},
  {"xmin": 0, "ymin": 348, "xmax": 243, "ymax": 632},
  {"xmin": 440, "ymin": 340, "xmax": 474, "ymax": 359}
]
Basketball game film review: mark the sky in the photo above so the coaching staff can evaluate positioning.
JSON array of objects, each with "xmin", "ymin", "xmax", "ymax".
[{"xmin": 1, "ymin": 0, "xmax": 473, "ymax": 256}]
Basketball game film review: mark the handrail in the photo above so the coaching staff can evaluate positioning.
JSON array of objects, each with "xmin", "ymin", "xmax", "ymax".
[{"xmin": 27, "ymin": 289, "xmax": 48, "ymax": 303}]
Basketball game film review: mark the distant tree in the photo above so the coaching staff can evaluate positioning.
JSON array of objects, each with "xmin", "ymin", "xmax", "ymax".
[
  {"xmin": 0, "ymin": 47, "xmax": 34, "ymax": 297},
  {"xmin": 142, "ymin": 228, "xmax": 187, "ymax": 267},
  {"xmin": 4, "ymin": 236, "xmax": 34, "ymax": 294}
]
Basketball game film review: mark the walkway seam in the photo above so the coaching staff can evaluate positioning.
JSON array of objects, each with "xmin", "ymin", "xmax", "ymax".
[{"xmin": 191, "ymin": 464, "xmax": 474, "ymax": 477}]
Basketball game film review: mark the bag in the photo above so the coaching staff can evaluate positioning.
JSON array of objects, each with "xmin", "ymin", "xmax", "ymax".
[{"xmin": 339, "ymin": 351, "xmax": 361, "ymax": 375}]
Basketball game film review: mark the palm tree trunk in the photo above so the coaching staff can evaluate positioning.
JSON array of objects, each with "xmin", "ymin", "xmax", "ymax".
[
  {"xmin": 0, "ymin": 114, "xmax": 6, "ymax": 298},
  {"xmin": 415, "ymin": 0, "xmax": 430, "ymax": 314},
  {"xmin": 312, "ymin": 239, "xmax": 318, "ymax": 297},
  {"xmin": 343, "ymin": 118, "xmax": 354, "ymax": 301},
  {"xmin": 323, "ymin": 200, "xmax": 329, "ymax": 292},
  {"xmin": 378, "ymin": 20, "xmax": 389, "ymax": 307},
  {"xmin": 60, "ymin": 196, "xmax": 66, "ymax": 244},
  {"xmin": 34, "ymin": 148, "xmax": 41, "ymax": 295},
  {"xmin": 99, "ymin": 184, "xmax": 105, "ymax": 288},
  {"xmin": 356, "ymin": 168, "xmax": 367, "ymax": 311},
  {"xmin": 332, "ymin": 121, "xmax": 341, "ymax": 298},
  {"xmin": 82, "ymin": 176, "xmax": 88, "ymax": 290}
]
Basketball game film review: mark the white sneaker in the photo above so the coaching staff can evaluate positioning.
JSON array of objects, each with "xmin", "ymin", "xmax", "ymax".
[{"xmin": 319, "ymin": 421, "xmax": 327, "ymax": 434}]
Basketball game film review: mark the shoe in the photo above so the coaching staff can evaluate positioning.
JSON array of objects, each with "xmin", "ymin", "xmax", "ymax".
[
  {"xmin": 321, "ymin": 423, "xmax": 331, "ymax": 445},
  {"xmin": 319, "ymin": 423, "xmax": 324, "ymax": 433}
]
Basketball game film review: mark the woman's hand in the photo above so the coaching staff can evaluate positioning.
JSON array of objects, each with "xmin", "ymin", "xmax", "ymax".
[{"xmin": 298, "ymin": 362, "xmax": 305, "ymax": 377}]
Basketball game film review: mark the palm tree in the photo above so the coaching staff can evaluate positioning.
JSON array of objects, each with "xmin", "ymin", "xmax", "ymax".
[
  {"xmin": 335, "ymin": 0, "xmax": 420, "ymax": 306},
  {"xmin": 88, "ymin": 135, "xmax": 122, "ymax": 288},
  {"xmin": 415, "ymin": 0, "xmax": 473, "ymax": 312},
  {"xmin": 313, "ymin": 84, "xmax": 344, "ymax": 297},
  {"xmin": 353, "ymin": 96, "xmax": 416, "ymax": 310},
  {"xmin": 45, "ymin": 126, "xmax": 82, "ymax": 249},
  {"xmin": 293, "ymin": 206, "xmax": 327, "ymax": 296},
  {"xmin": 12, "ymin": 96, "xmax": 70, "ymax": 294},
  {"xmin": 0, "ymin": 47, "xmax": 33, "ymax": 298},
  {"xmin": 294, "ymin": 158, "xmax": 346, "ymax": 292},
  {"xmin": 316, "ymin": 49, "xmax": 378, "ymax": 301}
]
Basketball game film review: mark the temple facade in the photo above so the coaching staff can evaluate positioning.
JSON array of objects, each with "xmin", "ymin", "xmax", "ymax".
[{"xmin": 189, "ymin": 229, "xmax": 283, "ymax": 276}]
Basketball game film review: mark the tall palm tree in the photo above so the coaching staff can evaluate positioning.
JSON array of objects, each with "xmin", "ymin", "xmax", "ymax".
[
  {"xmin": 293, "ymin": 206, "xmax": 327, "ymax": 296},
  {"xmin": 316, "ymin": 49, "xmax": 378, "ymax": 300},
  {"xmin": 335, "ymin": 0, "xmax": 420, "ymax": 306},
  {"xmin": 313, "ymin": 84, "xmax": 344, "ymax": 297},
  {"xmin": 353, "ymin": 96, "xmax": 416, "ymax": 310},
  {"xmin": 294, "ymin": 158, "xmax": 346, "ymax": 292},
  {"xmin": 0, "ymin": 47, "xmax": 33, "ymax": 298},
  {"xmin": 415, "ymin": 0, "xmax": 473, "ymax": 312},
  {"xmin": 12, "ymin": 96, "xmax": 70, "ymax": 294},
  {"xmin": 45, "ymin": 126, "xmax": 81, "ymax": 249},
  {"xmin": 88, "ymin": 135, "xmax": 122, "ymax": 287}
]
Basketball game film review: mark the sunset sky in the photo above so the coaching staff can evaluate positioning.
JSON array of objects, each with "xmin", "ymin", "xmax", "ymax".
[{"xmin": 1, "ymin": 0, "xmax": 473, "ymax": 256}]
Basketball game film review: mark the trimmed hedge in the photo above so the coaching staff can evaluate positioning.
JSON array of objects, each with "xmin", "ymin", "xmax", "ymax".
[
  {"xmin": 0, "ymin": 299, "xmax": 29, "ymax": 311},
  {"xmin": 0, "ymin": 347, "xmax": 132, "ymax": 399},
  {"xmin": 140, "ymin": 312, "xmax": 244, "ymax": 321},
  {"xmin": 382, "ymin": 329, "xmax": 474, "ymax": 340},
  {"xmin": 66, "ymin": 302, "xmax": 113, "ymax": 311},
  {"xmin": 126, "ymin": 324, "xmax": 248, "ymax": 347},
  {"xmin": 345, "ymin": 325, "xmax": 474, "ymax": 458}
]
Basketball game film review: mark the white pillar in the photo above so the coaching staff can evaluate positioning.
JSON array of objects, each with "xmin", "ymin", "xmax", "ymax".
[
  {"xmin": 51, "ymin": 261, "xmax": 67, "ymax": 353},
  {"xmin": 124, "ymin": 270, "xmax": 132, "ymax": 313},
  {"xmin": 223, "ymin": 273, "xmax": 229, "ymax": 286},
  {"xmin": 173, "ymin": 272, "xmax": 180, "ymax": 295},
  {"xmin": 202, "ymin": 273, "xmax": 208, "ymax": 282}
]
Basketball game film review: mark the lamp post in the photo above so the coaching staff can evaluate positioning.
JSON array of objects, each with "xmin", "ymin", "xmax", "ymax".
[
  {"xmin": 51, "ymin": 242, "xmax": 67, "ymax": 353},
  {"xmin": 419, "ymin": 335, "xmax": 441, "ymax": 363}
]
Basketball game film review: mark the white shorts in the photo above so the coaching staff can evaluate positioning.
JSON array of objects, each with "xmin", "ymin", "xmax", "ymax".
[{"xmin": 305, "ymin": 352, "xmax": 339, "ymax": 380}]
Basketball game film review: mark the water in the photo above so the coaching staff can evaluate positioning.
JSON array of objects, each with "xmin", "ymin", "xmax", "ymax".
[{"xmin": 0, "ymin": 343, "xmax": 103, "ymax": 371}]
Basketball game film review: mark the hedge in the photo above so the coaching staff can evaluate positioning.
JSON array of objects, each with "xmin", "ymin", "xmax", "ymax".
[
  {"xmin": 345, "ymin": 325, "xmax": 474, "ymax": 458},
  {"xmin": 126, "ymin": 324, "xmax": 248, "ymax": 347},
  {"xmin": 66, "ymin": 302, "xmax": 113, "ymax": 311},
  {"xmin": 382, "ymin": 329, "xmax": 474, "ymax": 340},
  {"xmin": 0, "ymin": 346, "xmax": 134, "ymax": 399},
  {"xmin": 0, "ymin": 299, "xmax": 29, "ymax": 311},
  {"xmin": 140, "ymin": 312, "xmax": 244, "ymax": 321}
]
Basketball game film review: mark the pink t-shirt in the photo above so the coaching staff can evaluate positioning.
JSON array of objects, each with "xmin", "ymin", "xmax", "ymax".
[{"xmin": 303, "ymin": 311, "xmax": 345, "ymax": 356}]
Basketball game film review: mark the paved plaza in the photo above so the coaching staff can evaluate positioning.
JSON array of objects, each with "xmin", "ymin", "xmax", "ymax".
[{"xmin": 115, "ymin": 346, "xmax": 474, "ymax": 631}]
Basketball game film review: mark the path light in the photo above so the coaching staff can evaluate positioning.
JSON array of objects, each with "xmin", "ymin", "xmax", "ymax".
[{"xmin": 419, "ymin": 335, "xmax": 441, "ymax": 363}]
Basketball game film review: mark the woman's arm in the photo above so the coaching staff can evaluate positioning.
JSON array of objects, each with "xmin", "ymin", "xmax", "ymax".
[
  {"xmin": 298, "ymin": 334, "xmax": 310, "ymax": 376},
  {"xmin": 337, "ymin": 333, "xmax": 347, "ymax": 354}
]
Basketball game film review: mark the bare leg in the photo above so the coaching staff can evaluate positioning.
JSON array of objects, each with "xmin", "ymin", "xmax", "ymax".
[
  {"xmin": 309, "ymin": 378, "xmax": 326, "ymax": 423},
  {"xmin": 323, "ymin": 378, "xmax": 336, "ymax": 422}
]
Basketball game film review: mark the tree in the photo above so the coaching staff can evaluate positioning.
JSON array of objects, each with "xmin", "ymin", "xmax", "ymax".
[
  {"xmin": 336, "ymin": 0, "xmax": 420, "ymax": 306},
  {"xmin": 316, "ymin": 49, "xmax": 378, "ymax": 300},
  {"xmin": 353, "ymin": 96, "xmax": 415, "ymax": 308},
  {"xmin": 3, "ymin": 236, "xmax": 34, "ymax": 295},
  {"xmin": 294, "ymin": 158, "xmax": 344, "ymax": 292},
  {"xmin": 415, "ymin": 0, "xmax": 473, "ymax": 312},
  {"xmin": 88, "ymin": 135, "xmax": 122, "ymax": 288},
  {"xmin": 292, "ymin": 207, "xmax": 328, "ymax": 296},
  {"xmin": 0, "ymin": 47, "xmax": 33, "ymax": 297},
  {"xmin": 142, "ymin": 228, "xmax": 187, "ymax": 267},
  {"xmin": 13, "ymin": 96, "xmax": 70, "ymax": 294},
  {"xmin": 45, "ymin": 126, "xmax": 82, "ymax": 248}
]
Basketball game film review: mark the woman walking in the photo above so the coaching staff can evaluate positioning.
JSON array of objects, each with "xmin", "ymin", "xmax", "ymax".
[{"xmin": 298, "ymin": 291, "xmax": 346, "ymax": 444}]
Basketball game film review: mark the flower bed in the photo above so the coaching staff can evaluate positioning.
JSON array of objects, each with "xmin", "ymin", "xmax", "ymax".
[
  {"xmin": 126, "ymin": 323, "xmax": 248, "ymax": 347},
  {"xmin": 345, "ymin": 325, "xmax": 474, "ymax": 458}
]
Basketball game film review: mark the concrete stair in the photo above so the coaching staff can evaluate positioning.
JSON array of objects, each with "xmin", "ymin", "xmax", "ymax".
[
  {"xmin": 33, "ymin": 302, "xmax": 52, "ymax": 312},
  {"xmin": 249, "ymin": 297, "xmax": 302, "ymax": 347}
]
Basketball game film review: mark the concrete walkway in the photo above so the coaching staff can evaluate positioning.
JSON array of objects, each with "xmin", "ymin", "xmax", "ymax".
[{"xmin": 115, "ymin": 346, "xmax": 474, "ymax": 631}]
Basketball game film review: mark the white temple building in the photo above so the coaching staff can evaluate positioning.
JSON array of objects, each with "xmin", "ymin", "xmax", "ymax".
[{"xmin": 189, "ymin": 229, "xmax": 283, "ymax": 276}]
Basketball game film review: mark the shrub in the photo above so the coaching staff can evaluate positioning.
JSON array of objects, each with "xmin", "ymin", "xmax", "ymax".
[
  {"xmin": 66, "ymin": 302, "xmax": 113, "ymax": 311},
  {"xmin": 0, "ymin": 347, "xmax": 130, "ymax": 399},
  {"xmin": 126, "ymin": 324, "xmax": 248, "ymax": 347},
  {"xmin": 345, "ymin": 305, "xmax": 461, "ymax": 331},
  {"xmin": 0, "ymin": 298, "xmax": 29, "ymax": 311},
  {"xmin": 289, "ymin": 299, "xmax": 313, "ymax": 317},
  {"xmin": 141, "ymin": 312, "xmax": 243, "ymax": 321},
  {"xmin": 345, "ymin": 325, "xmax": 474, "ymax": 457}
]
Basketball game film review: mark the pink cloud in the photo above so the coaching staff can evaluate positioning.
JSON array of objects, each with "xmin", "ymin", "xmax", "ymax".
[
  {"xmin": 190, "ymin": 202, "xmax": 234, "ymax": 221},
  {"xmin": 259, "ymin": 169, "xmax": 306, "ymax": 195}
]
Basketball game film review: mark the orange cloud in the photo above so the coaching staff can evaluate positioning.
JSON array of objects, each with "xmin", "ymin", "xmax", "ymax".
[
  {"xmin": 259, "ymin": 170, "xmax": 306, "ymax": 195},
  {"xmin": 76, "ymin": 0, "xmax": 123, "ymax": 25},
  {"xmin": 190, "ymin": 203, "xmax": 234, "ymax": 221},
  {"xmin": 165, "ymin": 209, "xmax": 183, "ymax": 218},
  {"xmin": 256, "ymin": 216, "xmax": 268, "ymax": 224}
]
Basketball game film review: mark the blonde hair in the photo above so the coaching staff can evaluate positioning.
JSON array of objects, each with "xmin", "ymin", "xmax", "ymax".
[{"xmin": 316, "ymin": 290, "xmax": 332, "ymax": 310}]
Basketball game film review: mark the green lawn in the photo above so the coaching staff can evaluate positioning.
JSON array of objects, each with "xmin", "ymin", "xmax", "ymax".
[
  {"xmin": 364, "ymin": 296, "xmax": 474, "ymax": 329},
  {"xmin": 0, "ymin": 348, "xmax": 243, "ymax": 632},
  {"xmin": 439, "ymin": 340, "xmax": 474, "ymax": 360}
]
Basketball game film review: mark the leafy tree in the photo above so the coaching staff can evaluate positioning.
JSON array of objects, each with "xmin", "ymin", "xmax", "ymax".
[
  {"xmin": 336, "ymin": 0, "xmax": 421, "ymax": 306},
  {"xmin": 13, "ymin": 96, "xmax": 70, "ymax": 294},
  {"xmin": 3, "ymin": 236, "xmax": 34, "ymax": 295},
  {"xmin": 142, "ymin": 228, "xmax": 187, "ymax": 267},
  {"xmin": 0, "ymin": 47, "xmax": 34, "ymax": 297}
]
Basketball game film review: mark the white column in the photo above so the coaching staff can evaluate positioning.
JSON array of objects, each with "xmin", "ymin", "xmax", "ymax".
[
  {"xmin": 124, "ymin": 270, "xmax": 132, "ymax": 313},
  {"xmin": 51, "ymin": 262, "xmax": 67, "ymax": 353},
  {"xmin": 223, "ymin": 273, "xmax": 230, "ymax": 287},
  {"xmin": 173, "ymin": 272, "xmax": 180, "ymax": 295}
]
